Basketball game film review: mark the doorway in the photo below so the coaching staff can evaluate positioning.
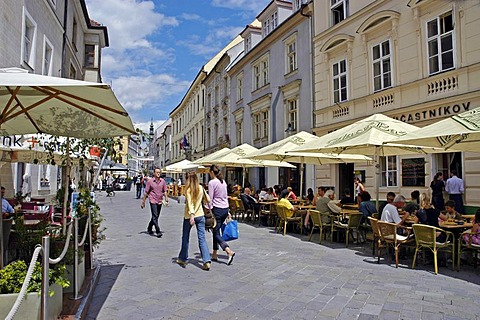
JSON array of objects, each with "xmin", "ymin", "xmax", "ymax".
[
  {"xmin": 434, "ymin": 152, "xmax": 462, "ymax": 179},
  {"xmin": 338, "ymin": 163, "xmax": 355, "ymax": 199}
]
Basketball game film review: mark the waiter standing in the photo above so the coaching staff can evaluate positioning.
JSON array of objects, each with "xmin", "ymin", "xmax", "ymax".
[{"xmin": 445, "ymin": 169, "xmax": 465, "ymax": 214}]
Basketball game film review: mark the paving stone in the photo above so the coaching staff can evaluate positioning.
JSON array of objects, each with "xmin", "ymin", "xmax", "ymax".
[{"xmin": 84, "ymin": 191, "xmax": 480, "ymax": 319}]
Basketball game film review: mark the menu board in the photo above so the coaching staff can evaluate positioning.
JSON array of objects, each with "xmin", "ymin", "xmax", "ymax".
[{"xmin": 402, "ymin": 158, "xmax": 426, "ymax": 186}]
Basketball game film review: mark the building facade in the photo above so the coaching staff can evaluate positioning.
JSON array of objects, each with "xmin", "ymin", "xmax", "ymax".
[
  {"xmin": 312, "ymin": 0, "xmax": 480, "ymax": 210},
  {"xmin": 0, "ymin": 0, "xmax": 109, "ymax": 198},
  {"xmin": 228, "ymin": 0, "xmax": 315, "ymax": 192}
]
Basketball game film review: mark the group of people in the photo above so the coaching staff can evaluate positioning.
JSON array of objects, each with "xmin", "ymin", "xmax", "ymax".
[{"xmin": 140, "ymin": 166, "xmax": 235, "ymax": 271}]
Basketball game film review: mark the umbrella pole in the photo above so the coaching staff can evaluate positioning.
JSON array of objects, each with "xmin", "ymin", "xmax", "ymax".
[
  {"xmin": 299, "ymin": 158, "xmax": 304, "ymax": 198},
  {"xmin": 0, "ymin": 157, "xmax": 4, "ymax": 268},
  {"xmin": 62, "ymin": 137, "xmax": 71, "ymax": 235},
  {"xmin": 375, "ymin": 146, "xmax": 380, "ymax": 210},
  {"xmin": 242, "ymin": 166, "xmax": 246, "ymax": 188}
]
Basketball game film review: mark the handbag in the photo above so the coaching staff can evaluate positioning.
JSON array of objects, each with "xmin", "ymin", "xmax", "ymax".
[
  {"xmin": 221, "ymin": 215, "xmax": 239, "ymax": 241},
  {"xmin": 202, "ymin": 188, "xmax": 216, "ymax": 231}
]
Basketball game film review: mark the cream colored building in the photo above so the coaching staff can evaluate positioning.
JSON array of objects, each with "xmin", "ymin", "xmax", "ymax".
[
  {"xmin": 170, "ymin": 35, "xmax": 244, "ymax": 164},
  {"xmin": 312, "ymin": 0, "xmax": 480, "ymax": 211}
]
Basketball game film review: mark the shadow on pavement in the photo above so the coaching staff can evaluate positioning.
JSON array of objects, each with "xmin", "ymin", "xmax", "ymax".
[{"xmin": 85, "ymin": 264, "xmax": 124, "ymax": 319}]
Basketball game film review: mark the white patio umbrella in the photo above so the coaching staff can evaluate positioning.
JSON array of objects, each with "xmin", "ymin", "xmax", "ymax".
[
  {"xmin": 244, "ymin": 131, "xmax": 371, "ymax": 196},
  {"xmin": 193, "ymin": 148, "xmax": 231, "ymax": 166},
  {"xmin": 163, "ymin": 159, "xmax": 204, "ymax": 173},
  {"xmin": 0, "ymin": 67, "xmax": 135, "ymax": 268},
  {"xmin": 292, "ymin": 114, "xmax": 446, "ymax": 207},
  {"xmin": 388, "ymin": 106, "xmax": 480, "ymax": 152},
  {"xmin": 208, "ymin": 144, "xmax": 295, "ymax": 187}
]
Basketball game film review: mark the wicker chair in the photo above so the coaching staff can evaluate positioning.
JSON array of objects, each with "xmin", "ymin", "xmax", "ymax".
[
  {"xmin": 368, "ymin": 217, "xmax": 385, "ymax": 263},
  {"xmin": 334, "ymin": 213, "xmax": 363, "ymax": 247},
  {"xmin": 276, "ymin": 205, "xmax": 301, "ymax": 236},
  {"xmin": 411, "ymin": 224, "xmax": 455, "ymax": 274},
  {"xmin": 377, "ymin": 221, "xmax": 414, "ymax": 268},
  {"xmin": 308, "ymin": 210, "xmax": 333, "ymax": 244},
  {"xmin": 259, "ymin": 202, "xmax": 277, "ymax": 226},
  {"xmin": 228, "ymin": 198, "xmax": 240, "ymax": 220},
  {"xmin": 457, "ymin": 229, "xmax": 480, "ymax": 271}
]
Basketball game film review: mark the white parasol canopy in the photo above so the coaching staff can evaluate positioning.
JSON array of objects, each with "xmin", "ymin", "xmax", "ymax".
[
  {"xmin": 163, "ymin": 159, "xmax": 204, "ymax": 173},
  {"xmin": 388, "ymin": 106, "xmax": 480, "ymax": 152}
]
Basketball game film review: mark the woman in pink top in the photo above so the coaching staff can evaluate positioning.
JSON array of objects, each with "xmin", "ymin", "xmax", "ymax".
[{"xmin": 209, "ymin": 165, "xmax": 235, "ymax": 265}]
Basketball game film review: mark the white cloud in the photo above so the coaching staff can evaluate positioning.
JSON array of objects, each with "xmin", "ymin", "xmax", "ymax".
[
  {"xmin": 134, "ymin": 120, "xmax": 166, "ymax": 134},
  {"xmin": 111, "ymin": 74, "xmax": 190, "ymax": 112},
  {"xmin": 211, "ymin": 0, "xmax": 271, "ymax": 13}
]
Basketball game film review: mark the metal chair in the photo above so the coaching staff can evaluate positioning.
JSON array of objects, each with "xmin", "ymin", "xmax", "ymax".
[
  {"xmin": 411, "ymin": 224, "xmax": 455, "ymax": 274},
  {"xmin": 457, "ymin": 229, "xmax": 480, "ymax": 271},
  {"xmin": 377, "ymin": 221, "xmax": 414, "ymax": 268},
  {"xmin": 368, "ymin": 217, "xmax": 384, "ymax": 263}
]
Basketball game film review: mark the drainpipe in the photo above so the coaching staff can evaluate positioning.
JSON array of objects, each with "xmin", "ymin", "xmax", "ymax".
[{"xmin": 61, "ymin": 0, "xmax": 69, "ymax": 78}]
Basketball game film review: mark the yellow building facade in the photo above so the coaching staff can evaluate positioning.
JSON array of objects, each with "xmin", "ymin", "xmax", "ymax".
[{"xmin": 312, "ymin": 0, "xmax": 480, "ymax": 210}]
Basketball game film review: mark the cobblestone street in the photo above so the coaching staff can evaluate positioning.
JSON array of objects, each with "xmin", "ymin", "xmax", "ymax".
[{"xmin": 86, "ymin": 189, "xmax": 480, "ymax": 319}]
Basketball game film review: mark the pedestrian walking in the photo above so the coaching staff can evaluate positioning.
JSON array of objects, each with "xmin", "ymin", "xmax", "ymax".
[
  {"xmin": 208, "ymin": 165, "xmax": 235, "ymax": 265},
  {"xmin": 141, "ymin": 168, "xmax": 168, "ymax": 238},
  {"xmin": 135, "ymin": 174, "xmax": 143, "ymax": 199},
  {"xmin": 176, "ymin": 171, "xmax": 211, "ymax": 270},
  {"xmin": 445, "ymin": 169, "xmax": 465, "ymax": 214},
  {"xmin": 430, "ymin": 172, "xmax": 445, "ymax": 210}
]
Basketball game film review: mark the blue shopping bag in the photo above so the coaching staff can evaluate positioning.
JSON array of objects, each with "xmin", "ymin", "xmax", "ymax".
[{"xmin": 221, "ymin": 219, "xmax": 239, "ymax": 241}]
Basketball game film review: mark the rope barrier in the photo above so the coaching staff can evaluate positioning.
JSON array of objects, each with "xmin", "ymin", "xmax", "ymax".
[
  {"xmin": 49, "ymin": 221, "xmax": 73, "ymax": 265},
  {"xmin": 5, "ymin": 246, "xmax": 43, "ymax": 320},
  {"xmin": 78, "ymin": 219, "xmax": 90, "ymax": 247}
]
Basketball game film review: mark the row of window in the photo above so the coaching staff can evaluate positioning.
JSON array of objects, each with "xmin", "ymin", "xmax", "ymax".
[{"xmin": 20, "ymin": 6, "xmax": 97, "ymax": 76}]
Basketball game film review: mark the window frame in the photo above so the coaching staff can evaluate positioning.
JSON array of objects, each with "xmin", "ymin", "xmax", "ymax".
[
  {"xmin": 85, "ymin": 44, "xmax": 96, "ymax": 68},
  {"xmin": 380, "ymin": 155, "xmax": 398, "ymax": 187},
  {"xmin": 371, "ymin": 39, "xmax": 392, "ymax": 92},
  {"xmin": 21, "ymin": 7, "xmax": 37, "ymax": 69},
  {"xmin": 332, "ymin": 59, "xmax": 348, "ymax": 103},
  {"xmin": 42, "ymin": 36, "xmax": 54, "ymax": 76},
  {"xmin": 285, "ymin": 34, "xmax": 297, "ymax": 74},
  {"xmin": 331, "ymin": 0, "xmax": 348, "ymax": 26},
  {"xmin": 286, "ymin": 98, "xmax": 298, "ymax": 132},
  {"xmin": 252, "ymin": 54, "xmax": 270, "ymax": 90},
  {"xmin": 426, "ymin": 11, "xmax": 455, "ymax": 75},
  {"xmin": 236, "ymin": 73, "xmax": 243, "ymax": 101}
]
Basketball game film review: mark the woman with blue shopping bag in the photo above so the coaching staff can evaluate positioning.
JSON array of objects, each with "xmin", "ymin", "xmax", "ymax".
[{"xmin": 208, "ymin": 165, "xmax": 236, "ymax": 265}]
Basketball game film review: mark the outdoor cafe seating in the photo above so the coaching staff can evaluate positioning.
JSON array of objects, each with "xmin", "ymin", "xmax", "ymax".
[
  {"xmin": 275, "ymin": 205, "xmax": 301, "ymax": 236},
  {"xmin": 411, "ymin": 224, "xmax": 455, "ymax": 275}
]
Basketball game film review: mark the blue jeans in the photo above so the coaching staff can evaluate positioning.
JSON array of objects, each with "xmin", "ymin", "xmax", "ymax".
[
  {"xmin": 178, "ymin": 216, "xmax": 211, "ymax": 263},
  {"xmin": 147, "ymin": 203, "xmax": 162, "ymax": 233},
  {"xmin": 212, "ymin": 207, "xmax": 230, "ymax": 251}
]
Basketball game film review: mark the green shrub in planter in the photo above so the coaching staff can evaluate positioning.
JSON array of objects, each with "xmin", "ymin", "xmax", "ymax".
[{"xmin": 0, "ymin": 260, "xmax": 69, "ymax": 295}]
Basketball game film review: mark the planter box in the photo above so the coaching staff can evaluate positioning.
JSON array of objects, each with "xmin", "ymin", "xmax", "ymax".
[
  {"xmin": 64, "ymin": 256, "xmax": 85, "ymax": 294},
  {"xmin": 0, "ymin": 283, "xmax": 63, "ymax": 320}
]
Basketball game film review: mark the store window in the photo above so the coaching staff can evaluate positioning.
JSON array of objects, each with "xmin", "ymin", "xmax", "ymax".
[
  {"xmin": 380, "ymin": 156, "xmax": 397, "ymax": 187},
  {"xmin": 401, "ymin": 158, "xmax": 426, "ymax": 187}
]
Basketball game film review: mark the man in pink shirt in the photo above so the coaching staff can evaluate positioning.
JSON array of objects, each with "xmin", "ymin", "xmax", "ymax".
[{"xmin": 141, "ymin": 168, "xmax": 168, "ymax": 237}]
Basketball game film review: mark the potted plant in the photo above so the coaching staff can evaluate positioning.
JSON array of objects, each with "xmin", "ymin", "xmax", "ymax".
[{"xmin": 0, "ymin": 260, "xmax": 69, "ymax": 319}]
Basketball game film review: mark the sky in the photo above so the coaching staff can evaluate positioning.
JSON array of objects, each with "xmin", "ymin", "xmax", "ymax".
[{"xmin": 85, "ymin": 0, "xmax": 272, "ymax": 133}]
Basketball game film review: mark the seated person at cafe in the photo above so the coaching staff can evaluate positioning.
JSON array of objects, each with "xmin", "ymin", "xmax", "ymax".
[
  {"xmin": 258, "ymin": 186, "xmax": 268, "ymax": 200},
  {"xmin": 415, "ymin": 193, "xmax": 448, "ymax": 241},
  {"xmin": 305, "ymin": 189, "xmax": 341, "ymax": 228},
  {"xmin": 304, "ymin": 188, "xmax": 314, "ymax": 204},
  {"xmin": 313, "ymin": 187, "xmax": 326, "ymax": 205},
  {"xmin": 1, "ymin": 186, "xmax": 15, "ymax": 218},
  {"xmin": 231, "ymin": 185, "xmax": 242, "ymax": 198},
  {"xmin": 277, "ymin": 189, "xmax": 298, "ymax": 218},
  {"xmin": 410, "ymin": 190, "xmax": 420, "ymax": 205},
  {"xmin": 379, "ymin": 191, "xmax": 396, "ymax": 220},
  {"xmin": 381, "ymin": 194, "xmax": 410, "ymax": 226},
  {"xmin": 357, "ymin": 191, "xmax": 377, "ymax": 223},
  {"xmin": 240, "ymin": 188, "xmax": 262, "ymax": 217},
  {"xmin": 445, "ymin": 200, "xmax": 462, "ymax": 220},
  {"xmin": 287, "ymin": 187, "xmax": 297, "ymax": 201},
  {"xmin": 340, "ymin": 188, "xmax": 355, "ymax": 205},
  {"xmin": 462, "ymin": 209, "xmax": 480, "ymax": 245},
  {"xmin": 264, "ymin": 187, "xmax": 276, "ymax": 201}
]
